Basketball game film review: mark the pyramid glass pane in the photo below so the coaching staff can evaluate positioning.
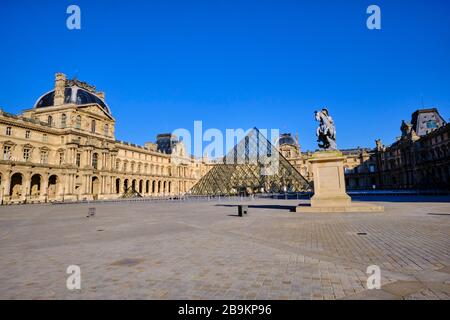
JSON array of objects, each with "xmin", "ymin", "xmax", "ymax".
[{"xmin": 189, "ymin": 128, "xmax": 311, "ymax": 195}]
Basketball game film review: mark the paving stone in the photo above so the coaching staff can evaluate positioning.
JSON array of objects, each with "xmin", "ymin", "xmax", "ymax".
[
  {"xmin": 0, "ymin": 198, "xmax": 449, "ymax": 299},
  {"xmin": 341, "ymin": 289, "xmax": 401, "ymax": 300},
  {"xmin": 381, "ymin": 281, "xmax": 425, "ymax": 297}
]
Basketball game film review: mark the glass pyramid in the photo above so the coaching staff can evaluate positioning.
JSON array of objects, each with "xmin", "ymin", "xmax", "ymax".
[{"xmin": 189, "ymin": 128, "xmax": 311, "ymax": 196}]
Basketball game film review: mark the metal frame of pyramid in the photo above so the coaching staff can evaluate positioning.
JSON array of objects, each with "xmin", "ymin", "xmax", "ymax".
[
  {"xmin": 189, "ymin": 128, "xmax": 311, "ymax": 196},
  {"xmin": 121, "ymin": 187, "xmax": 143, "ymax": 198}
]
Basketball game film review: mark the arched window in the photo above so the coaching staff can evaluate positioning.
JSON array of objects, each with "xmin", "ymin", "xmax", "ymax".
[
  {"xmin": 92, "ymin": 153, "xmax": 99, "ymax": 169},
  {"xmin": 91, "ymin": 120, "xmax": 96, "ymax": 133},
  {"xmin": 61, "ymin": 114, "xmax": 67, "ymax": 128},
  {"xmin": 75, "ymin": 115, "xmax": 81, "ymax": 129}
]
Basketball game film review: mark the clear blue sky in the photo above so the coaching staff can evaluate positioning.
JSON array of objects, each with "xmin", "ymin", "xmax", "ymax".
[{"xmin": 1, "ymin": 0, "xmax": 449, "ymax": 153}]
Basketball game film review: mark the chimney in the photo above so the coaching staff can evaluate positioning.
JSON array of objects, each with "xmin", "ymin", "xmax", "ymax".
[
  {"xmin": 295, "ymin": 132, "xmax": 301, "ymax": 152},
  {"xmin": 144, "ymin": 142, "xmax": 156, "ymax": 151},
  {"xmin": 375, "ymin": 139, "xmax": 383, "ymax": 151},
  {"xmin": 54, "ymin": 73, "xmax": 66, "ymax": 106}
]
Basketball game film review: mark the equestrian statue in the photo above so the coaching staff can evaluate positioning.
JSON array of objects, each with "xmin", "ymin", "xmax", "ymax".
[{"xmin": 314, "ymin": 108, "xmax": 337, "ymax": 150}]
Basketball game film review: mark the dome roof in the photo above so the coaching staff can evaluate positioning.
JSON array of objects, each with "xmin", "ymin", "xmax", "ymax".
[
  {"xmin": 34, "ymin": 86, "xmax": 111, "ymax": 114},
  {"xmin": 278, "ymin": 133, "xmax": 297, "ymax": 146}
]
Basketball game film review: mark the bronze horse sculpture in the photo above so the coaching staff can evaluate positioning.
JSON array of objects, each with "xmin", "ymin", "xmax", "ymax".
[{"xmin": 315, "ymin": 108, "xmax": 337, "ymax": 150}]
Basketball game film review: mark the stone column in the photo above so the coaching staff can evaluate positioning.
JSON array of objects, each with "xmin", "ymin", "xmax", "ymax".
[
  {"xmin": 70, "ymin": 148, "xmax": 76, "ymax": 165},
  {"xmin": 110, "ymin": 176, "xmax": 114, "ymax": 194},
  {"xmin": 84, "ymin": 175, "xmax": 88, "ymax": 194},
  {"xmin": 101, "ymin": 176, "xmax": 106, "ymax": 194},
  {"xmin": 119, "ymin": 176, "xmax": 124, "ymax": 194},
  {"xmin": 24, "ymin": 171, "xmax": 32, "ymax": 202},
  {"xmin": 66, "ymin": 174, "xmax": 71, "ymax": 195},
  {"xmin": 2, "ymin": 170, "xmax": 11, "ymax": 204},
  {"xmin": 42, "ymin": 174, "xmax": 49, "ymax": 203},
  {"xmin": 54, "ymin": 73, "xmax": 66, "ymax": 106}
]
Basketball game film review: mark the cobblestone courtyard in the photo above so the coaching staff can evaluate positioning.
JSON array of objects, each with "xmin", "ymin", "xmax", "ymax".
[{"xmin": 0, "ymin": 197, "xmax": 449, "ymax": 300}]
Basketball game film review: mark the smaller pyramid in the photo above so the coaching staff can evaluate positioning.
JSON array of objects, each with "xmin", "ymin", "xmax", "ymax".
[
  {"xmin": 189, "ymin": 128, "xmax": 311, "ymax": 196},
  {"xmin": 121, "ymin": 187, "xmax": 143, "ymax": 198}
]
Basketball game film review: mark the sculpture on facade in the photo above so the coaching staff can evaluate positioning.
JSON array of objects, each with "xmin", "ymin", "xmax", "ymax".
[{"xmin": 315, "ymin": 108, "xmax": 337, "ymax": 150}]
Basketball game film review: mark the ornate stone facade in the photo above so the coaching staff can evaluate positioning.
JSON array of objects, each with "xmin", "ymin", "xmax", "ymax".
[
  {"xmin": 0, "ymin": 73, "xmax": 205, "ymax": 204},
  {"xmin": 371, "ymin": 109, "xmax": 449, "ymax": 190},
  {"xmin": 278, "ymin": 133, "xmax": 376, "ymax": 188},
  {"xmin": 280, "ymin": 109, "xmax": 449, "ymax": 191},
  {"xmin": 1, "ymin": 73, "xmax": 447, "ymax": 205}
]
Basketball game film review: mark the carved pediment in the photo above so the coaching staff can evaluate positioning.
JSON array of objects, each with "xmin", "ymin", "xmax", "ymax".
[
  {"xmin": 79, "ymin": 104, "xmax": 113, "ymax": 120},
  {"xmin": 88, "ymin": 105, "xmax": 108, "ymax": 117},
  {"xmin": 2, "ymin": 140, "xmax": 16, "ymax": 146}
]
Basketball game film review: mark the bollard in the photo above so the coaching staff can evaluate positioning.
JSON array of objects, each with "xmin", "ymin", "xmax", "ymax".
[
  {"xmin": 238, "ymin": 205, "xmax": 248, "ymax": 217},
  {"xmin": 87, "ymin": 207, "xmax": 96, "ymax": 218}
]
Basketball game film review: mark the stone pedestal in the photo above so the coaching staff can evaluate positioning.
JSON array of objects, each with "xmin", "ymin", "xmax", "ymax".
[
  {"xmin": 295, "ymin": 151, "xmax": 384, "ymax": 213},
  {"xmin": 309, "ymin": 151, "xmax": 351, "ymax": 207}
]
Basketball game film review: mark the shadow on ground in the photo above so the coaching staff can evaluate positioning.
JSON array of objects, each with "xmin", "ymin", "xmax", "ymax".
[
  {"xmin": 350, "ymin": 195, "xmax": 450, "ymax": 203},
  {"xmin": 216, "ymin": 204, "xmax": 296, "ymax": 211}
]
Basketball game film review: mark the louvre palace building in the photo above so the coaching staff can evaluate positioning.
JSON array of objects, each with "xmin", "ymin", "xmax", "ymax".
[
  {"xmin": 279, "ymin": 108, "xmax": 450, "ymax": 191},
  {"xmin": 0, "ymin": 73, "xmax": 206, "ymax": 204},
  {"xmin": 1, "ymin": 73, "xmax": 449, "ymax": 204}
]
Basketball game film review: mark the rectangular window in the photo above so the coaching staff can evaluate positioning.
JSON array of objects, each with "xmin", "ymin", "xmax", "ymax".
[
  {"xmin": 76, "ymin": 153, "xmax": 81, "ymax": 167},
  {"xmin": 59, "ymin": 152, "xmax": 64, "ymax": 165},
  {"xmin": 3, "ymin": 146, "xmax": 11, "ymax": 160},
  {"xmin": 426, "ymin": 120, "xmax": 437, "ymax": 129},
  {"xmin": 6, "ymin": 127, "xmax": 12, "ymax": 136},
  {"xmin": 92, "ymin": 153, "xmax": 98, "ymax": 169},
  {"xmin": 61, "ymin": 114, "xmax": 67, "ymax": 128},
  {"xmin": 75, "ymin": 116, "xmax": 81, "ymax": 129},
  {"xmin": 42, "ymin": 134, "xmax": 48, "ymax": 142},
  {"xmin": 23, "ymin": 148, "xmax": 31, "ymax": 161},
  {"xmin": 40, "ymin": 151, "xmax": 48, "ymax": 164},
  {"xmin": 25, "ymin": 130, "xmax": 31, "ymax": 139}
]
